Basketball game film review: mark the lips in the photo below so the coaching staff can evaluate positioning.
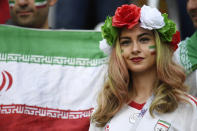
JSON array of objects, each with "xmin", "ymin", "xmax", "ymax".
[
  {"xmin": 189, "ymin": 11, "xmax": 197, "ymax": 19},
  {"xmin": 131, "ymin": 57, "xmax": 144, "ymax": 62},
  {"xmin": 17, "ymin": 11, "xmax": 33, "ymax": 16},
  {"xmin": 191, "ymin": 14, "xmax": 197, "ymax": 19}
]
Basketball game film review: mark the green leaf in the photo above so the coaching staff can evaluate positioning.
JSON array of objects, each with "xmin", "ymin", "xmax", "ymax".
[
  {"xmin": 101, "ymin": 16, "xmax": 118, "ymax": 46},
  {"xmin": 157, "ymin": 13, "xmax": 176, "ymax": 42}
]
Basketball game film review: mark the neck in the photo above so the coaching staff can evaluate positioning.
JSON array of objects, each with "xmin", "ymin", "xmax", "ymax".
[
  {"xmin": 41, "ymin": 18, "xmax": 49, "ymax": 29},
  {"xmin": 130, "ymin": 67, "xmax": 157, "ymax": 104}
]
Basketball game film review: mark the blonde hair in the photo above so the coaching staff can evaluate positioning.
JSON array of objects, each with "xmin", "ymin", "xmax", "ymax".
[
  {"xmin": 91, "ymin": 30, "xmax": 188, "ymax": 127},
  {"xmin": 150, "ymin": 31, "xmax": 188, "ymax": 115}
]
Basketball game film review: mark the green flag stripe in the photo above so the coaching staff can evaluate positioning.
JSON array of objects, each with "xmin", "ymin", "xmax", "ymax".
[{"xmin": 0, "ymin": 25, "xmax": 105, "ymax": 59}]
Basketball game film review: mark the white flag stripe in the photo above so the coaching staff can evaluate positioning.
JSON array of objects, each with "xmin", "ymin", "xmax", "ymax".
[{"xmin": 0, "ymin": 62, "xmax": 107, "ymax": 110}]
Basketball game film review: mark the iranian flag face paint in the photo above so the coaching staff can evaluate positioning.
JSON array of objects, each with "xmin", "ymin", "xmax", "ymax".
[
  {"xmin": 149, "ymin": 45, "xmax": 156, "ymax": 55},
  {"xmin": 35, "ymin": 0, "xmax": 48, "ymax": 8},
  {"xmin": 9, "ymin": 0, "xmax": 15, "ymax": 8},
  {"xmin": 9, "ymin": 0, "xmax": 47, "ymax": 8}
]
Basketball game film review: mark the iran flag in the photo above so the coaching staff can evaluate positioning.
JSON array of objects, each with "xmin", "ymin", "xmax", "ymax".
[{"xmin": 0, "ymin": 25, "xmax": 108, "ymax": 131}]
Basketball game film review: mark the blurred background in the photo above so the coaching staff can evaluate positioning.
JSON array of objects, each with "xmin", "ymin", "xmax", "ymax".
[{"xmin": 49, "ymin": 0, "xmax": 195, "ymax": 40}]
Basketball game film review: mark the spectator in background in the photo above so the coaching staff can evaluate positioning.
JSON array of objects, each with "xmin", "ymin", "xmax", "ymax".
[
  {"xmin": 174, "ymin": 0, "xmax": 197, "ymax": 96},
  {"xmin": 8, "ymin": 0, "xmax": 57, "ymax": 29},
  {"xmin": 177, "ymin": 0, "xmax": 195, "ymax": 39},
  {"xmin": 54, "ymin": 0, "xmax": 129, "ymax": 29}
]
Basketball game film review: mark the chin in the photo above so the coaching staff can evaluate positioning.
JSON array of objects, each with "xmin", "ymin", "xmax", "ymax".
[
  {"xmin": 129, "ymin": 67, "xmax": 147, "ymax": 73},
  {"xmin": 16, "ymin": 22, "xmax": 33, "ymax": 28},
  {"xmin": 129, "ymin": 64, "xmax": 156, "ymax": 73},
  {"xmin": 193, "ymin": 23, "xmax": 197, "ymax": 29}
]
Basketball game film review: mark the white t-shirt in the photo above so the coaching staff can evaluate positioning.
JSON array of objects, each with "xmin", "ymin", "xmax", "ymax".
[
  {"xmin": 104, "ymin": 101, "xmax": 145, "ymax": 131},
  {"xmin": 89, "ymin": 95, "xmax": 197, "ymax": 131}
]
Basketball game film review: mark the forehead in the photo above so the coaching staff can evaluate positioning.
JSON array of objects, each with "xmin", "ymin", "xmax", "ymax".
[
  {"xmin": 120, "ymin": 25, "xmax": 154, "ymax": 37},
  {"xmin": 9, "ymin": 0, "xmax": 44, "ymax": 2},
  {"xmin": 187, "ymin": 0, "xmax": 197, "ymax": 3}
]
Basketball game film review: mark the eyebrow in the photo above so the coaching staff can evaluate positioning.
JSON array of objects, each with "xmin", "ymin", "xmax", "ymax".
[
  {"xmin": 119, "ymin": 36, "xmax": 130, "ymax": 40},
  {"xmin": 138, "ymin": 32, "xmax": 152, "ymax": 38},
  {"xmin": 120, "ymin": 32, "xmax": 153, "ymax": 40}
]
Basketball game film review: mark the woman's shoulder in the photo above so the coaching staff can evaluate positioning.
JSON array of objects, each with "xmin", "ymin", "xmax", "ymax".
[
  {"xmin": 185, "ymin": 94, "xmax": 197, "ymax": 108},
  {"xmin": 89, "ymin": 122, "xmax": 104, "ymax": 131},
  {"xmin": 177, "ymin": 94, "xmax": 197, "ymax": 114},
  {"xmin": 154, "ymin": 94, "xmax": 197, "ymax": 121},
  {"xmin": 171, "ymin": 94, "xmax": 197, "ymax": 130}
]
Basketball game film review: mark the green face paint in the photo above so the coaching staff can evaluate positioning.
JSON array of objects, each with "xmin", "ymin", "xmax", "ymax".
[
  {"xmin": 149, "ymin": 45, "xmax": 156, "ymax": 55},
  {"xmin": 35, "ymin": 0, "xmax": 48, "ymax": 8},
  {"xmin": 9, "ymin": 0, "xmax": 47, "ymax": 8},
  {"xmin": 121, "ymin": 49, "xmax": 124, "ymax": 53}
]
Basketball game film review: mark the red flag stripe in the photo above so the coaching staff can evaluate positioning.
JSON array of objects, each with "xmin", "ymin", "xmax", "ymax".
[{"xmin": 0, "ymin": 113, "xmax": 90, "ymax": 131}]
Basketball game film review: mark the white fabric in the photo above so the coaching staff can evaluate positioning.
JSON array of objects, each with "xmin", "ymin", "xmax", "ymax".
[
  {"xmin": 89, "ymin": 96, "xmax": 197, "ymax": 131},
  {"xmin": 99, "ymin": 39, "xmax": 112, "ymax": 55},
  {"xmin": 185, "ymin": 71, "xmax": 197, "ymax": 97},
  {"xmin": 0, "ymin": 62, "xmax": 107, "ymax": 110}
]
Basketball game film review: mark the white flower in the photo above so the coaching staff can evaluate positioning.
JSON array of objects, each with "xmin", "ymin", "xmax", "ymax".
[
  {"xmin": 140, "ymin": 5, "xmax": 165, "ymax": 30},
  {"xmin": 99, "ymin": 39, "xmax": 112, "ymax": 55}
]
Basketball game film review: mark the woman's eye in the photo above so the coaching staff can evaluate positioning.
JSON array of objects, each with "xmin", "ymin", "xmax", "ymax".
[
  {"xmin": 120, "ymin": 40, "xmax": 131, "ymax": 45},
  {"xmin": 140, "ymin": 38, "xmax": 150, "ymax": 43}
]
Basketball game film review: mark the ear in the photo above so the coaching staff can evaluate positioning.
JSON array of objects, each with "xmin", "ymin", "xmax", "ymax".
[{"xmin": 49, "ymin": 0, "xmax": 57, "ymax": 6}]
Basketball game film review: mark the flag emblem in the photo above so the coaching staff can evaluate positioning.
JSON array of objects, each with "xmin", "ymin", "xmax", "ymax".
[
  {"xmin": 0, "ymin": 70, "xmax": 13, "ymax": 92},
  {"xmin": 154, "ymin": 119, "xmax": 171, "ymax": 131}
]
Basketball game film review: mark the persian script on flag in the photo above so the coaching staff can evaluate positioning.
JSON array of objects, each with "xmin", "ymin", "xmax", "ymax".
[{"xmin": 0, "ymin": 25, "xmax": 108, "ymax": 131}]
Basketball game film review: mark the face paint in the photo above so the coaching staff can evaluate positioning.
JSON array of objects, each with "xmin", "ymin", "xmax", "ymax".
[
  {"xmin": 35, "ymin": 0, "xmax": 47, "ymax": 8},
  {"xmin": 121, "ymin": 49, "xmax": 124, "ymax": 53},
  {"xmin": 149, "ymin": 45, "xmax": 156, "ymax": 55},
  {"xmin": 9, "ymin": 0, "xmax": 15, "ymax": 8}
]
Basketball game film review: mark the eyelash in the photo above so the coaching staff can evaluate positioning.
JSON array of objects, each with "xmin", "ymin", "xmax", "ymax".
[
  {"xmin": 120, "ymin": 38, "xmax": 150, "ymax": 44},
  {"xmin": 120, "ymin": 40, "xmax": 131, "ymax": 45},
  {"xmin": 140, "ymin": 38, "xmax": 150, "ymax": 43}
]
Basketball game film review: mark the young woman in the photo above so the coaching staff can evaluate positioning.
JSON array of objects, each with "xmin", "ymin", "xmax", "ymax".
[{"xmin": 89, "ymin": 4, "xmax": 197, "ymax": 131}]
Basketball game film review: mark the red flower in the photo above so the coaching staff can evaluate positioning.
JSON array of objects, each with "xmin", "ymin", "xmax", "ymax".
[
  {"xmin": 171, "ymin": 31, "xmax": 181, "ymax": 51},
  {"xmin": 112, "ymin": 4, "xmax": 141, "ymax": 29}
]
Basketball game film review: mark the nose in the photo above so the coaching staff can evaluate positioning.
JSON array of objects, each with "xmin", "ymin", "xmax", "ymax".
[
  {"xmin": 17, "ymin": 0, "xmax": 28, "ymax": 6},
  {"xmin": 187, "ymin": 0, "xmax": 197, "ymax": 11},
  {"xmin": 131, "ymin": 42, "xmax": 141, "ymax": 54}
]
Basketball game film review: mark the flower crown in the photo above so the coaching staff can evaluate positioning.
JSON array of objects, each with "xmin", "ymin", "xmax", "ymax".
[{"xmin": 100, "ymin": 4, "xmax": 180, "ymax": 55}]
